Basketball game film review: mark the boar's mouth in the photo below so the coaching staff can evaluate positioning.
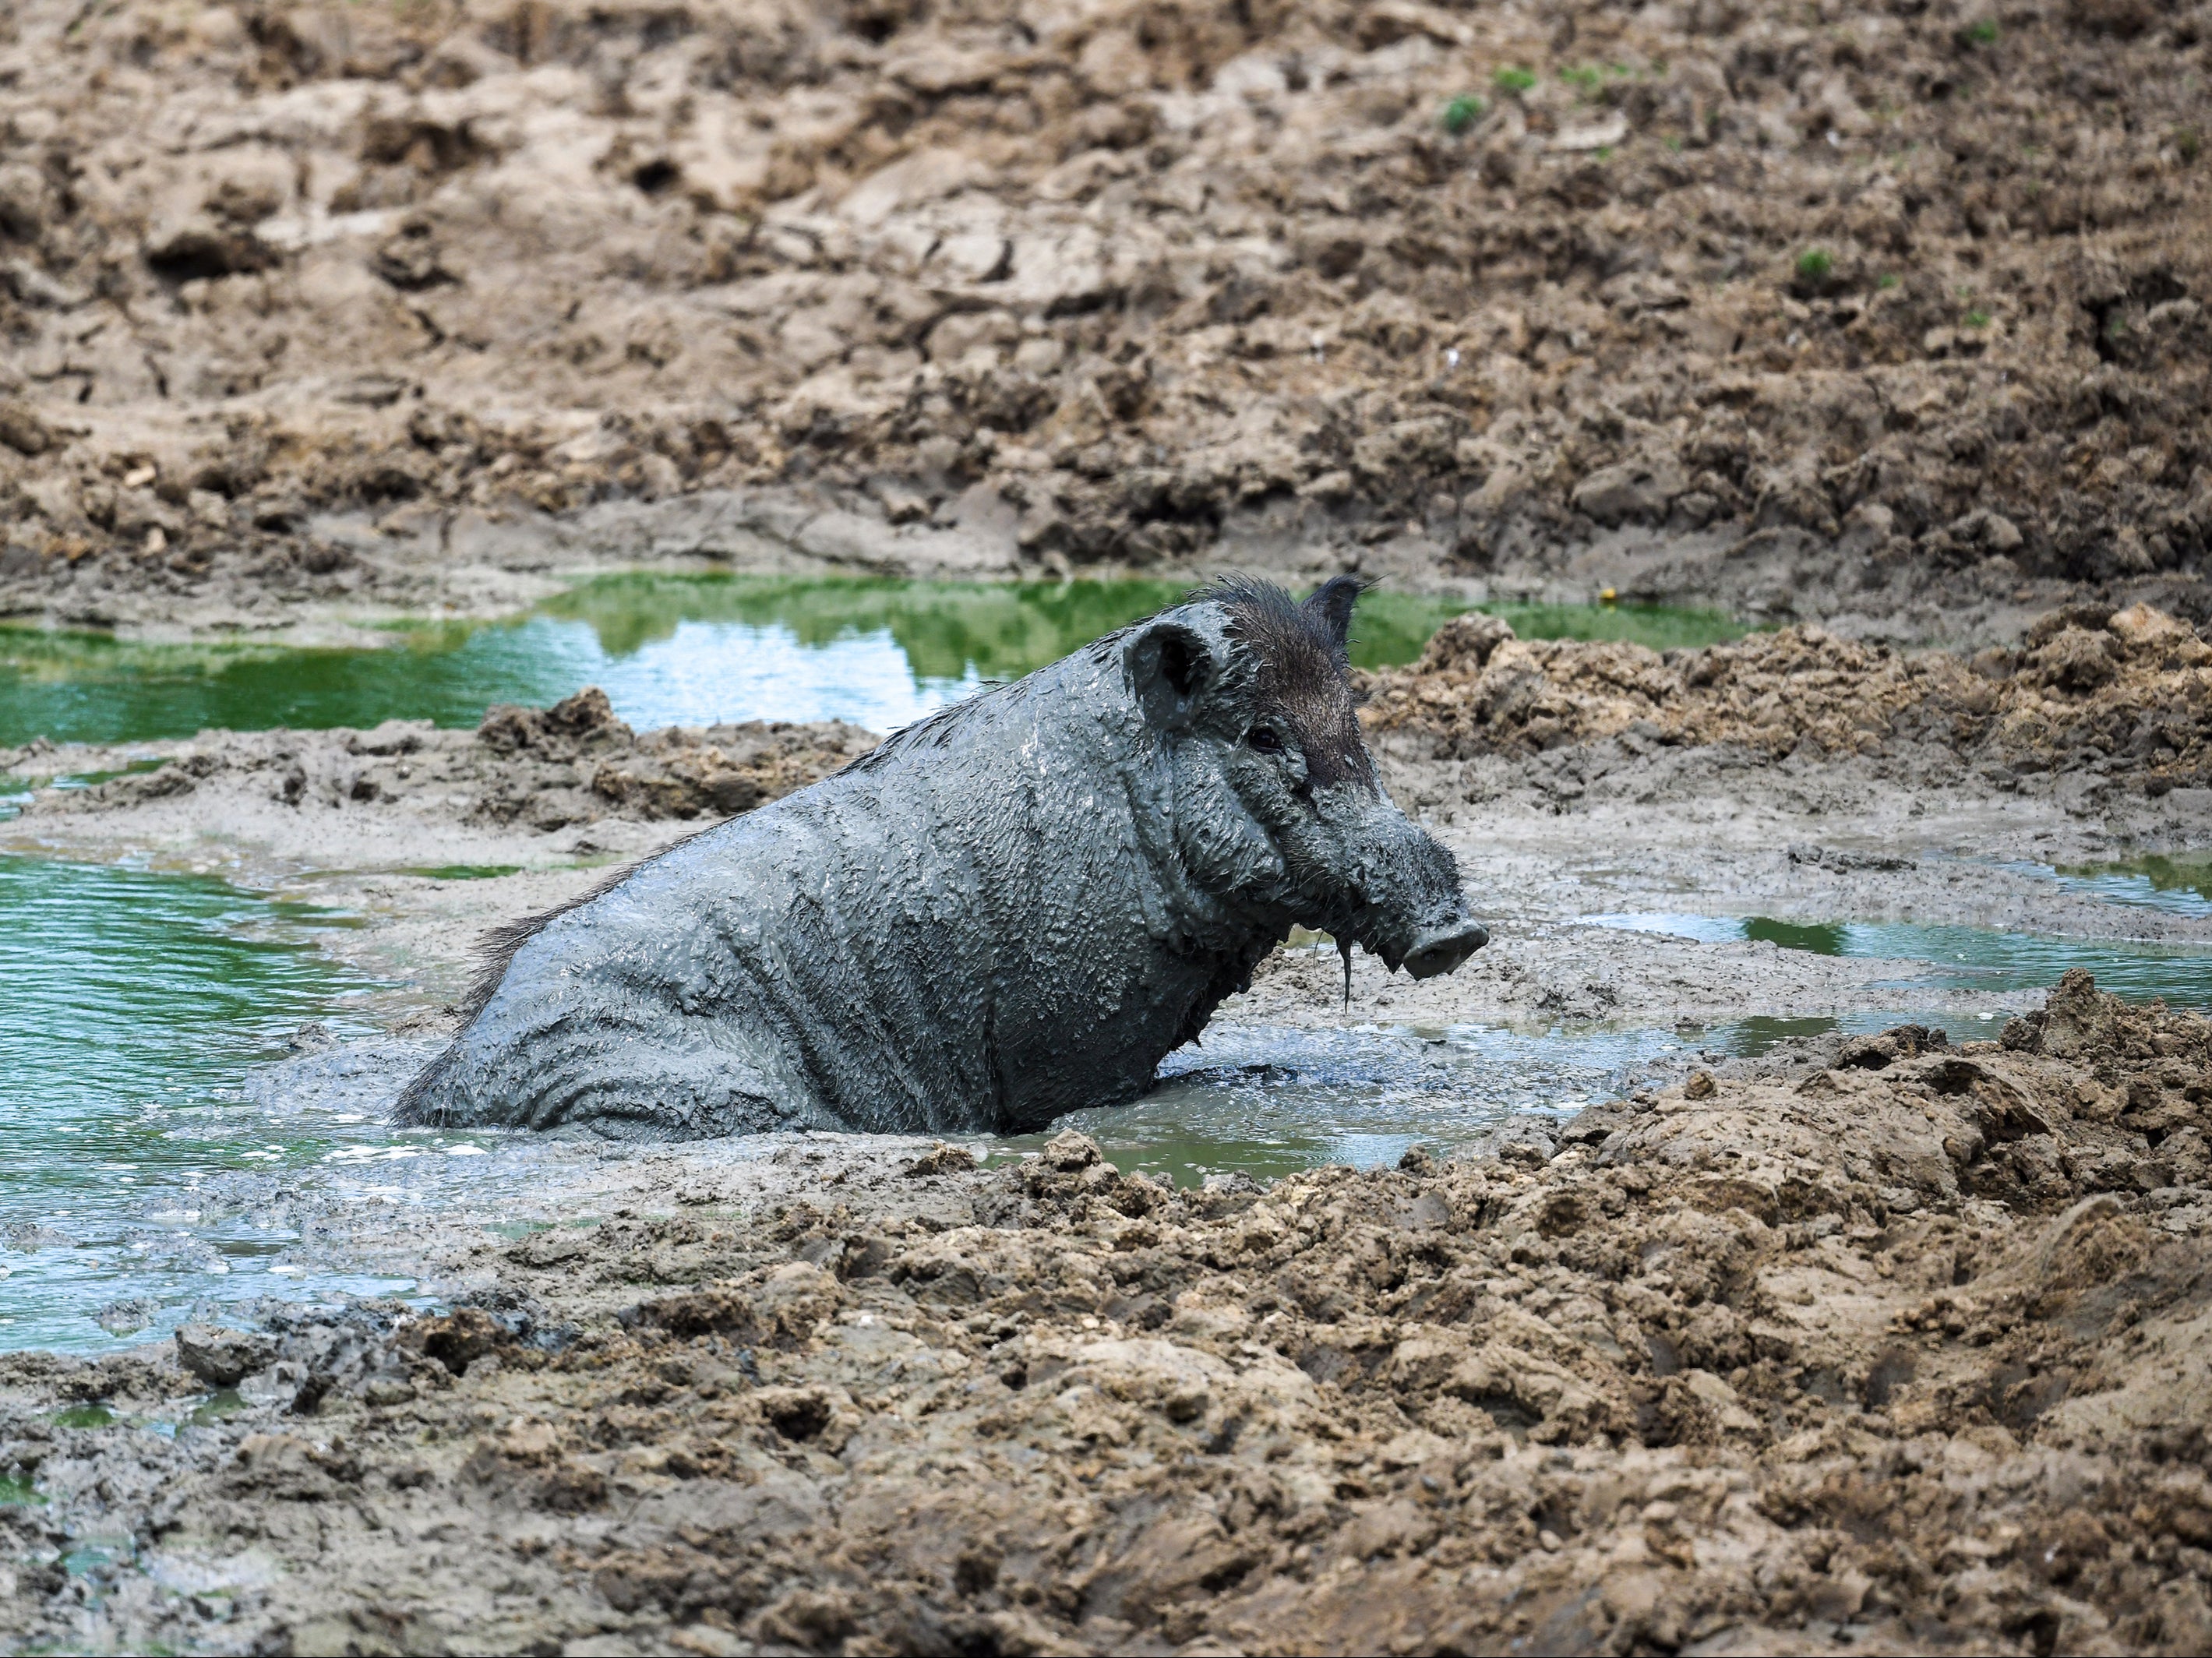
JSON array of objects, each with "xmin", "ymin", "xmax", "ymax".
[
  {"xmin": 1342, "ymin": 913, "xmax": 1489, "ymax": 978},
  {"xmin": 1309, "ymin": 901, "xmax": 1488, "ymax": 980}
]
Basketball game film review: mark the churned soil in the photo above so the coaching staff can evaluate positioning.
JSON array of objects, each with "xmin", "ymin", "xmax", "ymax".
[
  {"xmin": 0, "ymin": 0, "xmax": 2207, "ymax": 637},
  {"xmin": 1364, "ymin": 599, "xmax": 2212, "ymax": 808},
  {"xmin": 0, "ymin": 686, "xmax": 875, "ymax": 877},
  {"xmin": 3, "ymin": 974, "xmax": 2210, "ymax": 1655}
]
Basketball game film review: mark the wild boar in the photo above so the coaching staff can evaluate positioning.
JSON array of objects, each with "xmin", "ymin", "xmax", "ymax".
[{"xmin": 397, "ymin": 577, "xmax": 1485, "ymax": 1137}]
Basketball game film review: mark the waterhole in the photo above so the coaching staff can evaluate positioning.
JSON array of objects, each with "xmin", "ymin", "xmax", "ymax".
[
  {"xmin": 0, "ymin": 575, "xmax": 1743, "ymax": 747},
  {"xmin": 8, "ymin": 573, "xmax": 2180, "ymax": 1353},
  {"xmin": 0, "ymin": 856, "xmax": 433, "ymax": 1352},
  {"xmin": 1, "ymin": 850, "xmax": 2079, "ymax": 1351},
  {"xmin": 0, "ymin": 855, "xmax": 1805, "ymax": 1351}
]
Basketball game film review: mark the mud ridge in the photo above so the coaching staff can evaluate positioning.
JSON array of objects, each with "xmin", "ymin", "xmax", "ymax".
[
  {"xmin": 1364, "ymin": 600, "xmax": 2212, "ymax": 811},
  {"xmin": 0, "ymin": 686, "xmax": 875, "ymax": 867}
]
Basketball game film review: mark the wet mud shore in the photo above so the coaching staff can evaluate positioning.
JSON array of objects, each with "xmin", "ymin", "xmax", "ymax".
[
  {"xmin": 5, "ymin": 611, "xmax": 2212, "ymax": 1653},
  {"xmin": 4, "ymin": 977, "xmax": 2209, "ymax": 1656}
]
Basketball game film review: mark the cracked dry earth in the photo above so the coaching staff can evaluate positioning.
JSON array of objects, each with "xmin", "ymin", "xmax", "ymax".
[
  {"xmin": 0, "ymin": 0, "xmax": 2208, "ymax": 637},
  {"xmin": 4, "ymin": 974, "xmax": 2211, "ymax": 1656}
]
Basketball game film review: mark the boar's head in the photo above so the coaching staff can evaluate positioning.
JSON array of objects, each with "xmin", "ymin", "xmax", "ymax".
[{"xmin": 1124, "ymin": 576, "xmax": 1487, "ymax": 978}]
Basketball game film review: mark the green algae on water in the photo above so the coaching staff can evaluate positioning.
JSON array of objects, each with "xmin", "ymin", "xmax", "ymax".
[
  {"xmin": 0, "ymin": 576, "xmax": 1747, "ymax": 748},
  {"xmin": 2055, "ymin": 852, "xmax": 2212, "ymax": 912},
  {"xmin": 189, "ymin": 1389, "xmax": 249, "ymax": 1427}
]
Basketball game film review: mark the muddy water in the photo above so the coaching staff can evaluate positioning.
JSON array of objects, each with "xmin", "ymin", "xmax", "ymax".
[
  {"xmin": 0, "ymin": 576, "xmax": 1743, "ymax": 746},
  {"xmin": 0, "ymin": 855, "xmax": 1791, "ymax": 1352},
  {"xmin": 2043, "ymin": 854, "xmax": 2212, "ymax": 916},
  {"xmin": 0, "ymin": 835, "xmax": 2061, "ymax": 1353},
  {"xmin": 8, "ymin": 847, "xmax": 2209, "ymax": 1353},
  {"xmin": 19, "ymin": 575, "xmax": 2193, "ymax": 1354},
  {"xmin": 0, "ymin": 857, "xmax": 432, "ymax": 1352},
  {"xmin": 5, "ymin": 841, "xmax": 2068, "ymax": 1358},
  {"xmin": 1582, "ymin": 911, "xmax": 2212, "ymax": 1007},
  {"xmin": 0, "ymin": 854, "xmax": 1667, "ymax": 1351}
]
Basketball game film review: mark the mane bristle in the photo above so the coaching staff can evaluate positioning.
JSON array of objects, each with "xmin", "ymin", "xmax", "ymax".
[{"xmin": 1198, "ymin": 575, "xmax": 1362, "ymax": 686}]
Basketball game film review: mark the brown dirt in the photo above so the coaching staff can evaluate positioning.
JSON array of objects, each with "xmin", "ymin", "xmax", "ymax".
[
  {"xmin": 2, "ymin": 685, "xmax": 877, "ymax": 844},
  {"xmin": 1363, "ymin": 600, "xmax": 2212, "ymax": 806},
  {"xmin": 3, "ymin": 972, "xmax": 2209, "ymax": 1654},
  {"xmin": 0, "ymin": 0, "xmax": 2208, "ymax": 637}
]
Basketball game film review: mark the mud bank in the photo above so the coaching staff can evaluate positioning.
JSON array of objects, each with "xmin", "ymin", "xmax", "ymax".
[
  {"xmin": 3, "ymin": 975, "xmax": 2210, "ymax": 1655},
  {"xmin": 0, "ymin": 686, "xmax": 872, "ymax": 882},
  {"xmin": 0, "ymin": 0, "xmax": 2208, "ymax": 639},
  {"xmin": 1368, "ymin": 601, "xmax": 2212, "ymax": 806}
]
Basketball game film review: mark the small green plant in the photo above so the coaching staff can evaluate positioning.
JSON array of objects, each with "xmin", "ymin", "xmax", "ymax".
[
  {"xmin": 1494, "ymin": 65, "xmax": 1538, "ymax": 96},
  {"xmin": 2179, "ymin": 127, "xmax": 2202, "ymax": 163},
  {"xmin": 1878, "ymin": 273, "xmax": 1901, "ymax": 290},
  {"xmin": 1663, "ymin": 133, "xmax": 1685, "ymax": 151},
  {"xmin": 1594, "ymin": 145, "xmax": 1615, "ymax": 161},
  {"xmin": 1964, "ymin": 308, "xmax": 1992, "ymax": 328},
  {"xmin": 1560, "ymin": 64, "xmax": 1603, "ymax": 91},
  {"xmin": 1441, "ymin": 94, "xmax": 1487, "ymax": 133},
  {"xmin": 1796, "ymin": 247, "xmax": 1835, "ymax": 282},
  {"xmin": 1966, "ymin": 17, "xmax": 1999, "ymax": 42}
]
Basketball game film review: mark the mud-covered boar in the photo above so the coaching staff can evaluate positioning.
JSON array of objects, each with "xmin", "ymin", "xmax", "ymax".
[{"xmin": 399, "ymin": 579, "xmax": 1485, "ymax": 1136}]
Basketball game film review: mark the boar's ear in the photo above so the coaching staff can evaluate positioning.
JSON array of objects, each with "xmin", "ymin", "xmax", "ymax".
[
  {"xmin": 1302, "ymin": 575, "xmax": 1368, "ymax": 664},
  {"xmin": 1125, "ymin": 619, "xmax": 1215, "ymax": 729}
]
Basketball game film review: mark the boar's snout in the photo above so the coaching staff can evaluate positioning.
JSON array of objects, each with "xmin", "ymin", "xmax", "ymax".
[{"xmin": 1401, "ymin": 918, "xmax": 1488, "ymax": 979}]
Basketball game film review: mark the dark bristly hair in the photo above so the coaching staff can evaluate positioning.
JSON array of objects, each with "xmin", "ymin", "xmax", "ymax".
[{"xmin": 1205, "ymin": 574, "xmax": 1377, "ymax": 788}]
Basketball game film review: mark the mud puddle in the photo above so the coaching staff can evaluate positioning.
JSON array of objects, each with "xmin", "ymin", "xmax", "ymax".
[
  {"xmin": 0, "ymin": 577, "xmax": 1738, "ymax": 746},
  {"xmin": 1582, "ymin": 910, "xmax": 2212, "ymax": 1006},
  {"xmin": 7, "ymin": 855, "xmax": 1933, "ymax": 1356},
  {"xmin": 0, "ymin": 855, "xmax": 438, "ymax": 1353},
  {"xmin": 2035, "ymin": 852, "xmax": 2212, "ymax": 918}
]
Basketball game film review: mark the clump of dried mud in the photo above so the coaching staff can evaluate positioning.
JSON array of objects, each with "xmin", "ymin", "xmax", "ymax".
[
  {"xmin": 2, "ymin": 686, "xmax": 877, "ymax": 838},
  {"xmin": 0, "ymin": 0, "xmax": 2207, "ymax": 635},
  {"xmin": 1365, "ymin": 600, "xmax": 2212, "ymax": 805},
  {"xmin": 4, "ymin": 973, "xmax": 2208, "ymax": 1655}
]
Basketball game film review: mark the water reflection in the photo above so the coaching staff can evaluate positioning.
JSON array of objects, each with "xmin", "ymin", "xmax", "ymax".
[
  {"xmin": 0, "ymin": 575, "xmax": 1745, "ymax": 748},
  {"xmin": 2037, "ymin": 854, "xmax": 2212, "ymax": 919},
  {"xmin": 1582, "ymin": 911, "xmax": 2212, "ymax": 1007},
  {"xmin": 0, "ymin": 855, "xmax": 425, "ymax": 1352}
]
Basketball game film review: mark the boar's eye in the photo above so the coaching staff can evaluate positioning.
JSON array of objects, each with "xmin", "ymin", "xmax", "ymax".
[{"xmin": 1245, "ymin": 725, "xmax": 1284, "ymax": 753}]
